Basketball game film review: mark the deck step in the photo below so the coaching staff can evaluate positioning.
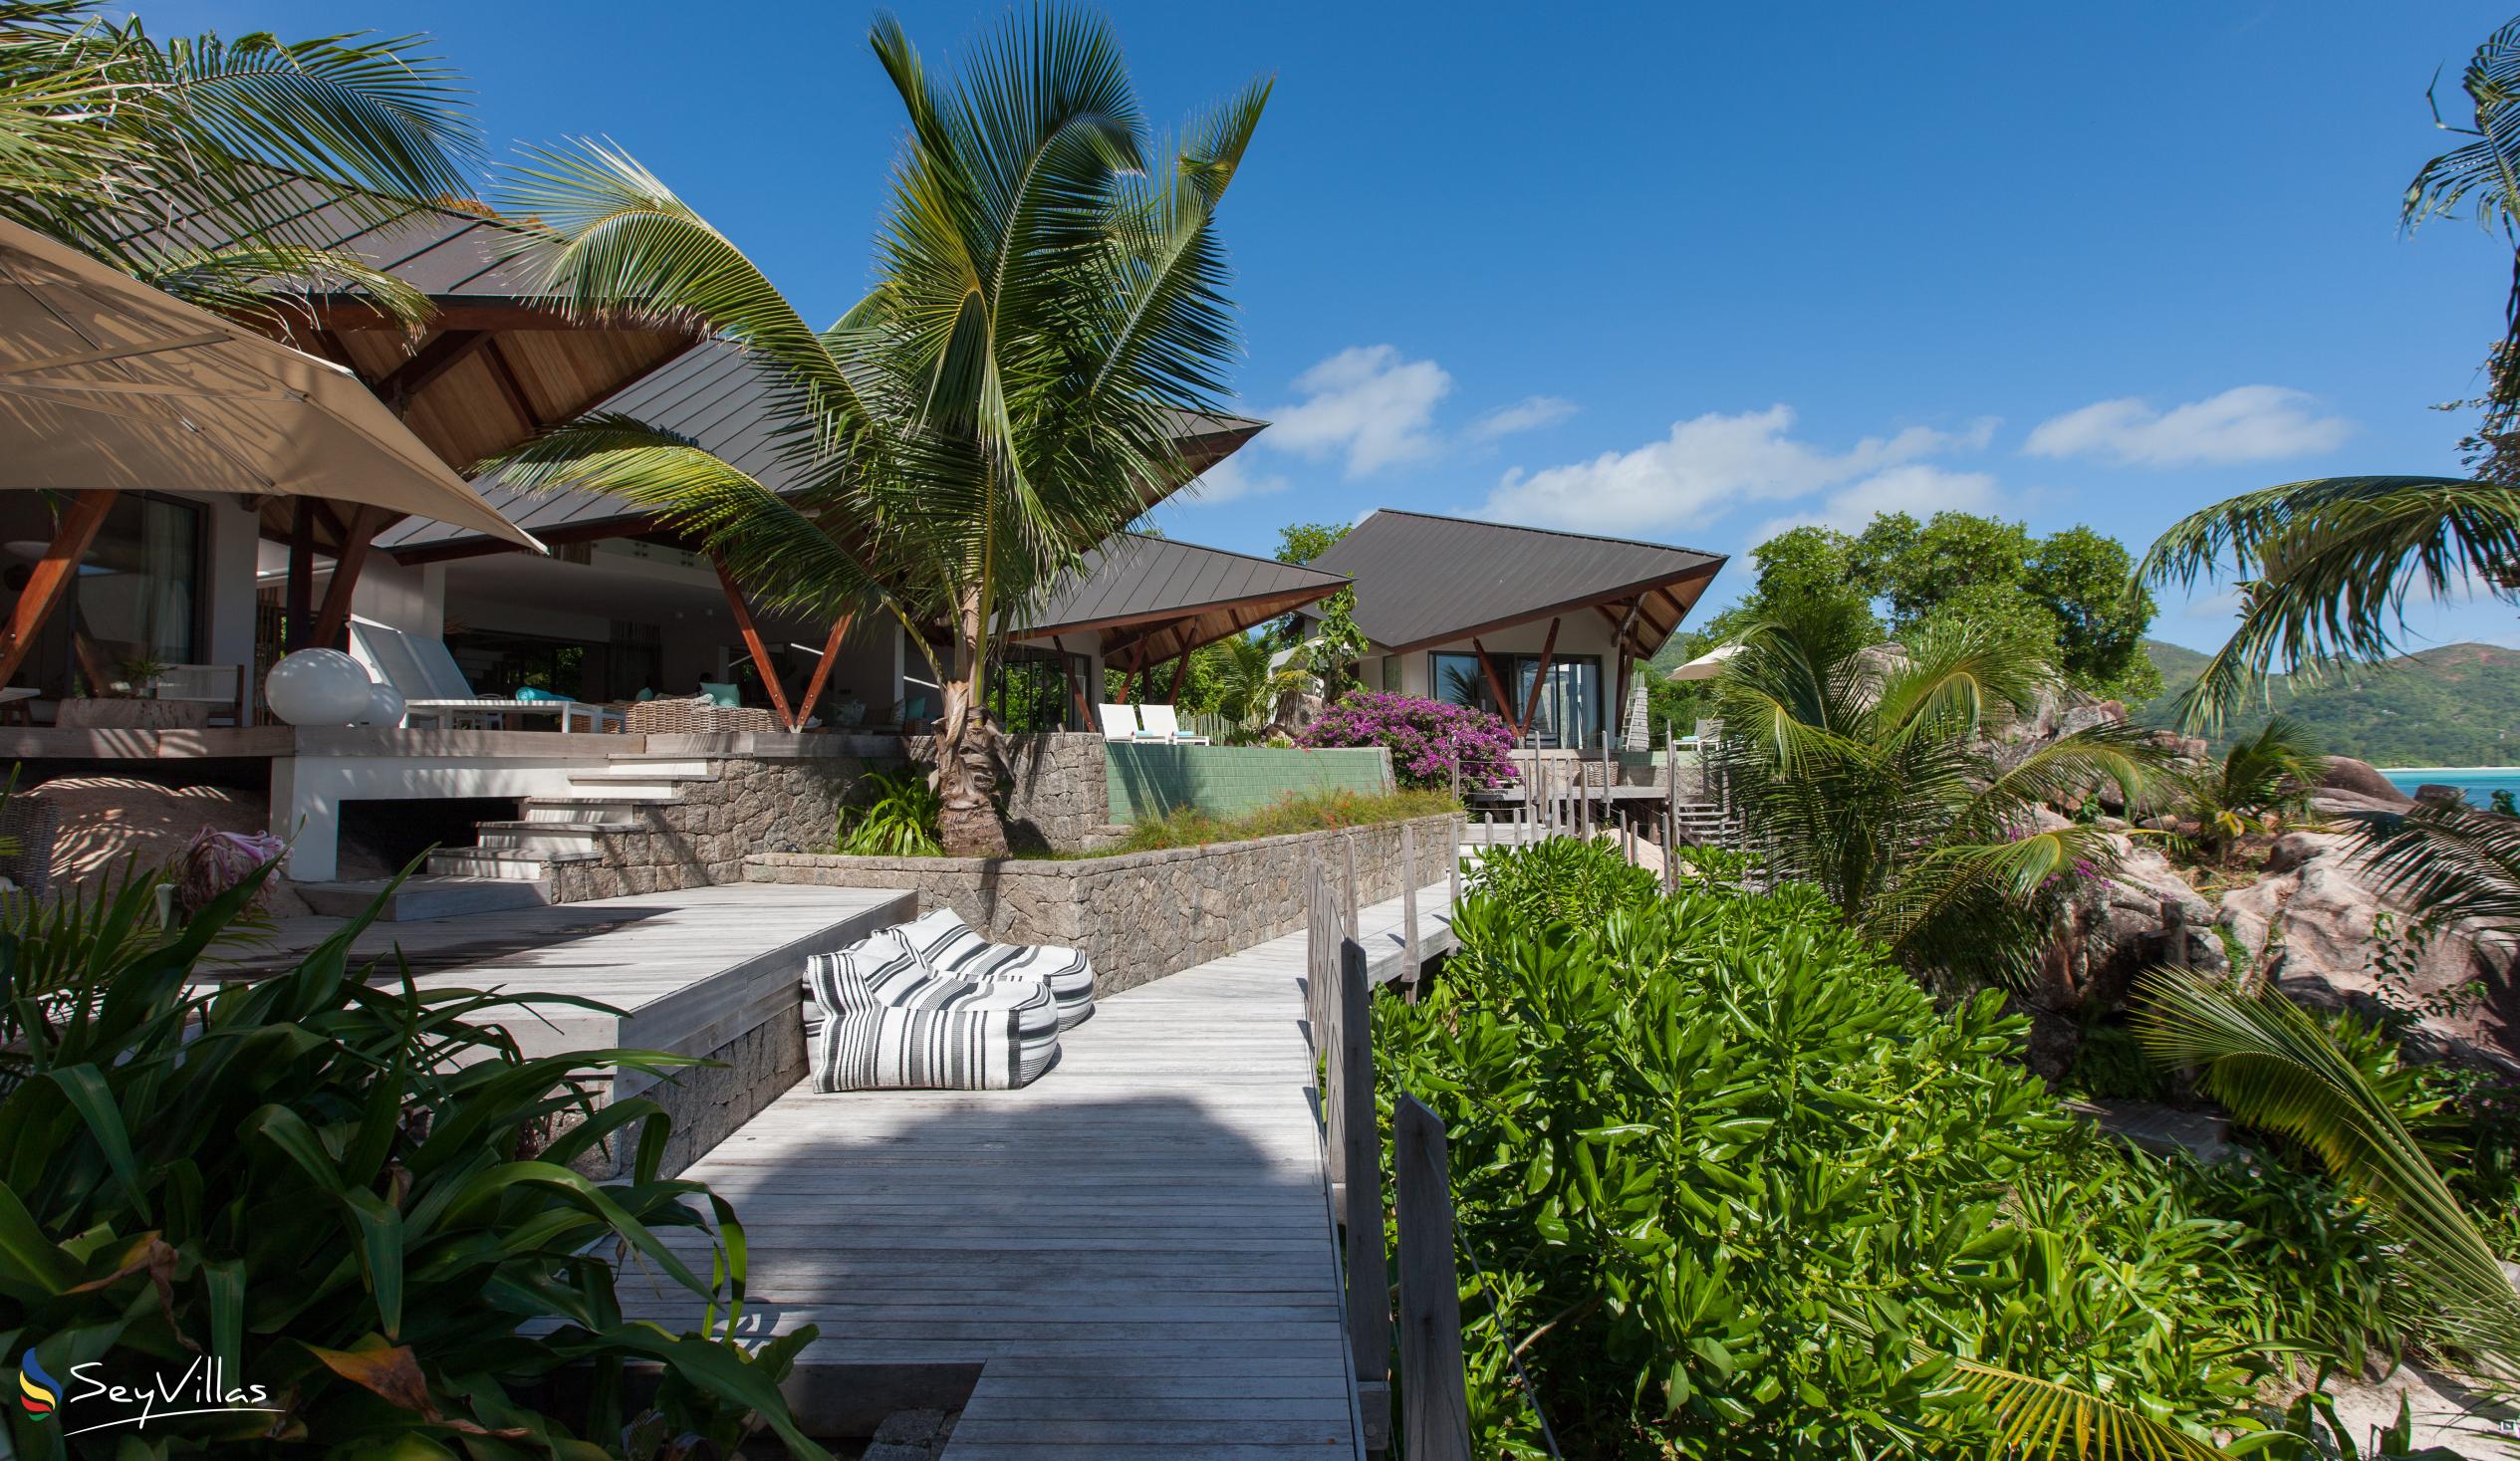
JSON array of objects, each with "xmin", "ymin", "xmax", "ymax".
[
  {"xmin": 425, "ymin": 848, "xmax": 600, "ymax": 880},
  {"xmin": 473, "ymin": 822, "xmax": 635, "ymax": 856},
  {"xmin": 300, "ymin": 875, "xmax": 553, "ymax": 920},
  {"xmin": 595, "ymin": 758, "xmax": 718, "ymax": 779}
]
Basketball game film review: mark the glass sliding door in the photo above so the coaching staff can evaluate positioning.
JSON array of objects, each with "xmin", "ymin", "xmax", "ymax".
[{"xmin": 1434, "ymin": 648, "xmax": 1604, "ymax": 747}]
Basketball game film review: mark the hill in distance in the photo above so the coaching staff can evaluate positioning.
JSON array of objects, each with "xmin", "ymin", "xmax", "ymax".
[{"xmin": 2136, "ymin": 639, "xmax": 2520, "ymax": 769}]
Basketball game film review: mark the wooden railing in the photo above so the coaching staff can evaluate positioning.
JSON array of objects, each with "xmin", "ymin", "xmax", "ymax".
[{"xmin": 1308, "ymin": 858, "xmax": 1472, "ymax": 1459}]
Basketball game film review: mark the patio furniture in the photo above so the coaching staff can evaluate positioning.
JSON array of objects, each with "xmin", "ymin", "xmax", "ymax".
[
  {"xmin": 1136, "ymin": 704, "xmax": 1209, "ymax": 745},
  {"xmin": 804, "ymin": 928, "xmax": 1061, "ymax": 1092},
  {"xmin": 350, "ymin": 619, "xmax": 621, "ymax": 734},
  {"xmin": 153, "ymin": 663, "xmax": 249, "ymax": 726},
  {"xmin": 0, "ymin": 688, "xmax": 31, "ymax": 726},
  {"xmin": 623, "ymin": 696, "xmax": 781, "ymax": 735},
  {"xmin": 0, "ymin": 796, "xmax": 58, "ymax": 897},
  {"xmin": 1097, "ymin": 703, "xmax": 1139, "ymax": 741},
  {"xmin": 898, "ymin": 906, "xmax": 1096, "ymax": 1030}
]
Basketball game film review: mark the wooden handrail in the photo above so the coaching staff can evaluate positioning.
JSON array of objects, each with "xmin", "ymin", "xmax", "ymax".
[
  {"xmin": 1395, "ymin": 1095, "xmax": 1474, "ymax": 1460},
  {"xmin": 1338, "ymin": 936, "xmax": 1390, "ymax": 1448}
]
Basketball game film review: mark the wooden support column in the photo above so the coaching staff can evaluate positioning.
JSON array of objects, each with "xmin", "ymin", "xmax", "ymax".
[
  {"xmin": 0, "ymin": 489, "xmax": 116, "ymax": 685},
  {"xmin": 1053, "ymin": 635, "xmax": 1092, "ymax": 728},
  {"xmin": 1167, "ymin": 649, "xmax": 1190, "ymax": 704},
  {"xmin": 790, "ymin": 611, "xmax": 856, "ymax": 731},
  {"xmin": 308, "ymin": 506, "xmax": 388, "ymax": 651},
  {"xmin": 1515, "ymin": 616, "xmax": 1561, "ymax": 737},
  {"xmin": 712, "ymin": 557, "xmax": 797, "ymax": 729},
  {"xmin": 1468, "ymin": 636, "xmax": 1514, "ymax": 718},
  {"xmin": 285, "ymin": 498, "xmax": 317, "ymax": 649}
]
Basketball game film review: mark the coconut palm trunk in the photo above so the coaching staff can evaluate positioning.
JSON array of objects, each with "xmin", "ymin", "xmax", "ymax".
[{"xmin": 486, "ymin": 8, "xmax": 1267, "ymax": 857}]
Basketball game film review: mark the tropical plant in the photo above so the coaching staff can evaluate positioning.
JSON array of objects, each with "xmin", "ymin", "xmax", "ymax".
[
  {"xmin": 2163, "ymin": 715, "xmax": 2323, "ymax": 863},
  {"xmin": 837, "ymin": 765, "xmax": 944, "ymax": 857},
  {"xmin": 1707, "ymin": 593, "xmax": 2157, "ymax": 987},
  {"xmin": 490, "ymin": 8, "xmax": 1268, "ymax": 856},
  {"xmin": 0, "ymin": 862, "xmax": 828, "ymax": 1456},
  {"xmin": 2136, "ymin": 967, "xmax": 2520, "ymax": 1377},
  {"xmin": 1382, "ymin": 838, "xmax": 2336, "ymax": 1459},
  {"xmin": 0, "ymin": 0, "xmax": 467, "ymax": 329},
  {"xmin": 1296, "ymin": 689, "xmax": 1520, "ymax": 791},
  {"xmin": 1207, "ymin": 632, "xmax": 1307, "ymax": 733},
  {"xmin": 2141, "ymin": 19, "xmax": 2520, "ymax": 727},
  {"xmin": 2354, "ymin": 797, "xmax": 2520, "ymax": 934}
]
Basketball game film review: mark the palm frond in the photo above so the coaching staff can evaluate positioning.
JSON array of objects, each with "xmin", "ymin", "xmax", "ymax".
[
  {"xmin": 2352, "ymin": 799, "xmax": 2520, "ymax": 933},
  {"xmin": 129, "ymin": 240, "xmax": 431, "ymax": 335},
  {"xmin": 2139, "ymin": 476, "xmax": 2520, "ymax": 728},
  {"xmin": 2405, "ymin": 17, "xmax": 2520, "ymax": 409},
  {"xmin": 2135, "ymin": 970, "xmax": 2520, "ymax": 1371},
  {"xmin": 1953, "ymin": 1358, "xmax": 2236, "ymax": 1460}
]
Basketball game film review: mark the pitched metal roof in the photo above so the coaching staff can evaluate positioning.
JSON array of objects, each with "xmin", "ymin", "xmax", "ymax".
[
  {"xmin": 377, "ymin": 339, "xmax": 1268, "ymax": 562},
  {"xmin": 1014, "ymin": 533, "xmax": 1348, "ymax": 669},
  {"xmin": 1305, "ymin": 509, "xmax": 1726, "ymax": 657}
]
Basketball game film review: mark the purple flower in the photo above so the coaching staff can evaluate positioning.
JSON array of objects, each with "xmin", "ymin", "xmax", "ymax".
[{"xmin": 1296, "ymin": 691, "xmax": 1522, "ymax": 791}]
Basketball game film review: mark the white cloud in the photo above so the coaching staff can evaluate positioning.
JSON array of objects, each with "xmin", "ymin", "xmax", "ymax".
[
  {"xmin": 1175, "ymin": 454, "xmax": 1289, "ymax": 506},
  {"xmin": 1469, "ymin": 394, "xmax": 1578, "ymax": 442},
  {"xmin": 2024, "ymin": 385, "xmax": 2351, "ymax": 466},
  {"xmin": 1476, "ymin": 404, "xmax": 1996, "ymax": 534},
  {"xmin": 1262, "ymin": 345, "xmax": 1450, "ymax": 477},
  {"xmin": 1748, "ymin": 463, "xmax": 2005, "ymax": 543}
]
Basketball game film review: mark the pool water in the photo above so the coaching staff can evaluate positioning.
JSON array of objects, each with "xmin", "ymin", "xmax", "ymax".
[{"xmin": 2380, "ymin": 767, "xmax": 2520, "ymax": 808}]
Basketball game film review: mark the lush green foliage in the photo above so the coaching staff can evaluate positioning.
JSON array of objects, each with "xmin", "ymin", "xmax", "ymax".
[
  {"xmin": 2137, "ymin": 638, "xmax": 2520, "ymax": 767},
  {"xmin": 1668, "ymin": 512, "xmax": 2160, "ymax": 705},
  {"xmin": 2161, "ymin": 717, "xmax": 2323, "ymax": 863},
  {"xmin": 836, "ymin": 766, "xmax": 944, "ymax": 856},
  {"xmin": 1107, "ymin": 788, "xmax": 1454, "ymax": 853},
  {"xmin": 0, "ymin": 866, "xmax": 822, "ymax": 1457},
  {"xmin": 1708, "ymin": 595, "xmax": 2155, "ymax": 987},
  {"xmin": 492, "ymin": 8, "xmax": 1267, "ymax": 855},
  {"xmin": 1380, "ymin": 839, "xmax": 2379, "ymax": 1459}
]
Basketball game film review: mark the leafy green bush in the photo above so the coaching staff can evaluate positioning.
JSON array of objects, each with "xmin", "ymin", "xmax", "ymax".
[
  {"xmin": 2062, "ymin": 1021, "xmax": 2171, "ymax": 1101},
  {"xmin": 838, "ymin": 765, "xmax": 944, "ymax": 855},
  {"xmin": 0, "ymin": 867, "xmax": 825, "ymax": 1457},
  {"xmin": 1381, "ymin": 838, "xmax": 2386, "ymax": 1458}
]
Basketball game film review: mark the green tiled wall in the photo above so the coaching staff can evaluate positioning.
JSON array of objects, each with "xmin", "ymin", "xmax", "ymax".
[{"xmin": 1104, "ymin": 743, "xmax": 1393, "ymax": 822}]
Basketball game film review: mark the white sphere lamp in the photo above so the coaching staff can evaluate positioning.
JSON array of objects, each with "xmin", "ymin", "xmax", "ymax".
[
  {"xmin": 265, "ymin": 649, "xmax": 374, "ymax": 727},
  {"xmin": 363, "ymin": 683, "xmax": 407, "ymax": 729}
]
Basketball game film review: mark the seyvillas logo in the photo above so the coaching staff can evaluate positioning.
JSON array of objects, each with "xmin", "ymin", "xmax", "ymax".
[
  {"xmin": 18, "ymin": 1352, "xmax": 57, "ymax": 1415},
  {"xmin": 11, "ymin": 1348, "xmax": 277, "ymax": 1436}
]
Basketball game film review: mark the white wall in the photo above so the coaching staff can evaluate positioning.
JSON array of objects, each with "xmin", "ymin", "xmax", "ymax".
[
  {"xmin": 351, "ymin": 558, "xmax": 443, "ymax": 637},
  {"xmin": 194, "ymin": 493, "xmax": 261, "ymax": 673}
]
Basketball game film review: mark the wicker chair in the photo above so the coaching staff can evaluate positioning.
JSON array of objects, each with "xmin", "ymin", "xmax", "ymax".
[{"xmin": 0, "ymin": 797, "xmax": 59, "ymax": 897}]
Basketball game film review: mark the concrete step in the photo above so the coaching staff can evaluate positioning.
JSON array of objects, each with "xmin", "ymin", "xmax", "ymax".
[
  {"xmin": 524, "ymin": 798, "xmax": 673, "ymax": 824},
  {"xmin": 531, "ymin": 787, "xmax": 683, "ymax": 806},
  {"xmin": 473, "ymin": 821, "xmax": 634, "ymax": 856},
  {"xmin": 425, "ymin": 848, "xmax": 600, "ymax": 880},
  {"xmin": 300, "ymin": 874, "xmax": 553, "ymax": 920},
  {"xmin": 594, "ymin": 757, "xmax": 718, "ymax": 779}
]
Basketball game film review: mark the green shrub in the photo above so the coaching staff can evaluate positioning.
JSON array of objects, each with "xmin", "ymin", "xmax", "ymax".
[
  {"xmin": 2062, "ymin": 1021, "xmax": 2171, "ymax": 1101},
  {"xmin": 0, "ymin": 867, "xmax": 825, "ymax": 1457},
  {"xmin": 1383, "ymin": 838, "xmax": 2383, "ymax": 1458},
  {"xmin": 838, "ymin": 765, "xmax": 944, "ymax": 855}
]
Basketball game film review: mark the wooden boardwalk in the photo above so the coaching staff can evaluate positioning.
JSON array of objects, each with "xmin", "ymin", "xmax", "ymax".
[{"xmin": 637, "ymin": 881, "xmax": 1458, "ymax": 1459}]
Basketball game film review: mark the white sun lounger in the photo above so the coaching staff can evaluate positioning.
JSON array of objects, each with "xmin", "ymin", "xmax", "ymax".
[
  {"xmin": 1136, "ymin": 704, "xmax": 1209, "ymax": 745},
  {"xmin": 351, "ymin": 618, "xmax": 619, "ymax": 734}
]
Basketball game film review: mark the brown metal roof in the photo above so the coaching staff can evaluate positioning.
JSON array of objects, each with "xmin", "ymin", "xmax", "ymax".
[
  {"xmin": 110, "ymin": 171, "xmax": 703, "ymax": 552},
  {"xmin": 1305, "ymin": 509, "xmax": 1726, "ymax": 658},
  {"xmin": 1013, "ymin": 533, "xmax": 1347, "ymax": 669},
  {"xmin": 378, "ymin": 338, "xmax": 1269, "ymax": 562}
]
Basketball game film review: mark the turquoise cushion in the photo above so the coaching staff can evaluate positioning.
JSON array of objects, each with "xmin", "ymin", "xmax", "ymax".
[
  {"xmin": 698, "ymin": 681, "xmax": 741, "ymax": 707},
  {"xmin": 634, "ymin": 687, "xmax": 657, "ymax": 702},
  {"xmin": 514, "ymin": 686, "xmax": 566, "ymax": 702}
]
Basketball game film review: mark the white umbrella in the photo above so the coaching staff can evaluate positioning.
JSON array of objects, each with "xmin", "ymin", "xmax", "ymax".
[
  {"xmin": 1665, "ymin": 642, "xmax": 1743, "ymax": 681},
  {"xmin": 0, "ymin": 216, "xmax": 540, "ymax": 548}
]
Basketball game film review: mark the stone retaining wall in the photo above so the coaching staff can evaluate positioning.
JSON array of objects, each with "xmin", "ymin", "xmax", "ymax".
[{"xmin": 746, "ymin": 812, "xmax": 1461, "ymax": 995}]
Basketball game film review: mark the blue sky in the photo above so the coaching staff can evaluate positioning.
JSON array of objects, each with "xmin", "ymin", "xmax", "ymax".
[{"xmin": 164, "ymin": 1, "xmax": 2520, "ymax": 651}]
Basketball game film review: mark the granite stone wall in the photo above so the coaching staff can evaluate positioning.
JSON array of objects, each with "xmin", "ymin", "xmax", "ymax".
[
  {"xmin": 548, "ymin": 750, "xmax": 894, "ymax": 901},
  {"xmin": 747, "ymin": 811, "xmax": 1461, "ymax": 995}
]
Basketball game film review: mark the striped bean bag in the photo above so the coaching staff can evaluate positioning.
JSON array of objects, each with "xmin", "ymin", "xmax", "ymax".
[
  {"xmin": 804, "ymin": 929, "xmax": 1062, "ymax": 1090},
  {"xmin": 898, "ymin": 908, "xmax": 1097, "ymax": 1030}
]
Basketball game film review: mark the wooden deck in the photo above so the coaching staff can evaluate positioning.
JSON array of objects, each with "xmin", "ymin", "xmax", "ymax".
[{"xmin": 636, "ymin": 880, "xmax": 1458, "ymax": 1458}]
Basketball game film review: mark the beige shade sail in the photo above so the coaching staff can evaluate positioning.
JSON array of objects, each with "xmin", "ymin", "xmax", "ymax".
[
  {"xmin": 0, "ymin": 216, "xmax": 540, "ymax": 549},
  {"xmin": 1665, "ymin": 642, "xmax": 1743, "ymax": 681}
]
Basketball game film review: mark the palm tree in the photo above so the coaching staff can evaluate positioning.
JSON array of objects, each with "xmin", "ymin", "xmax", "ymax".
[
  {"xmin": 1208, "ymin": 633, "xmax": 1305, "ymax": 734},
  {"xmin": 2137, "ymin": 967, "xmax": 2520, "ymax": 1378},
  {"xmin": 2140, "ymin": 18, "xmax": 2520, "ymax": 728},
  {"xmin": 0, "ymin": 0, "xmax": 475, "ymax": 329},
  {"xmin": 490, "ymin": 8, "xmax": 1267, "ymax": 855},
  {"xmin": 1708, "ymin": 594, "xmax": 2159, "ymax": 988},
  {"xmin": 2164, "ymin": 716, "xmax": 2322, "ymax": 865}
]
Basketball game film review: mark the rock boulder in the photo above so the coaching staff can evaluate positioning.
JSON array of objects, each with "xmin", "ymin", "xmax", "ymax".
[{"xmin": 2320, "ymin": 755, "xmax": 2411, "ymax": 805}]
